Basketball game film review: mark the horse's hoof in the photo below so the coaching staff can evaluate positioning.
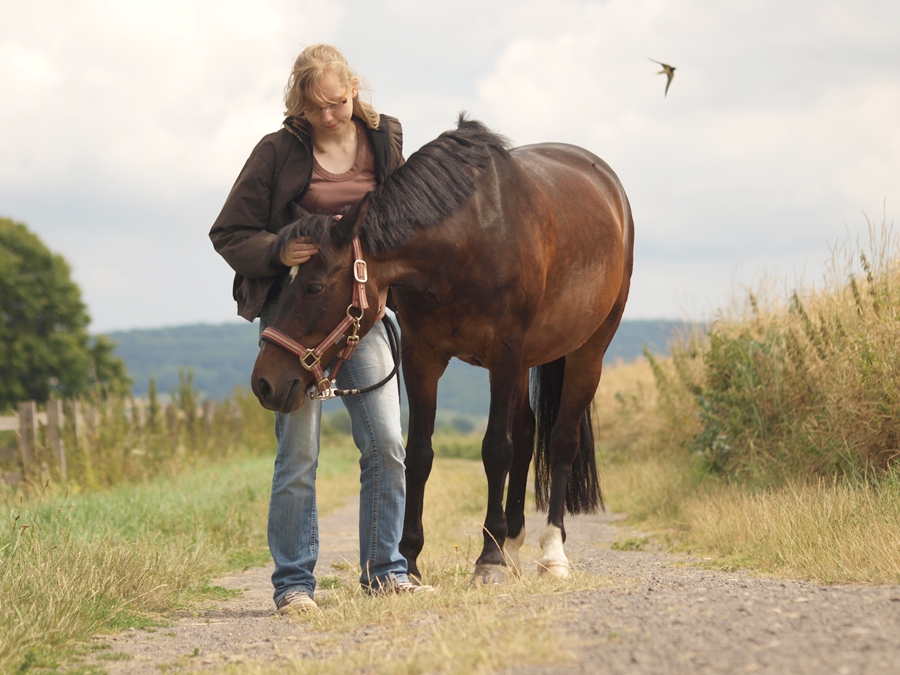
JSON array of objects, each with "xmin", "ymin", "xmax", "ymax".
[
  {"xmin": 503, "ymin": 529, "xmax": 526, "ymax": 579},
  {"xmin": 538, "ymin": 524, "xmax": 570, "ymax": 580},
  {"xmin": 537, "ymin": 559, "xmax": 571, "ymax": 579},
  {"xmin": 472, "ymin": 563, "xmax": 509, "ymax": 586}
]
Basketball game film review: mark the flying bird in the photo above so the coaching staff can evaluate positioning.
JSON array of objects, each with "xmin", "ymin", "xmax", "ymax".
[{"xmin": 650, "ymin": 58, "xmax": 676, "ymax": 97}]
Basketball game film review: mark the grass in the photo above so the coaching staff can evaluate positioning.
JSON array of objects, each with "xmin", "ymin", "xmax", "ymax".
[
  {"xmin": 0, "ymin": 438, "xmax": 359, "ymax": 674},
  {"xmin": 212, "ymin": 458, "xmax": 614, "ymax": 675},
  {"xmin": 2, "ymin": 379, "xmax": 279, "ymax": 493},
  {"xmin": 679, "ymin": 473, "xmax": 900, "ymax": 583},
  {"xmin": 0, "ymin": 429, "xmax": 617, "ymax": 675},
  {"xmin": 592, "ymin": 218, "xmax": 900, "ymax": 584},
  {"xmin": 601, "ymin": 449, "xmax": 900, "ymax": 584},
  {"xmin": 1, "ymin": 443, "xmax": 619, "ymax": 675},
  {"xmin": 656, "ymin": 219, "xmax": 900, "ymax": 482},
  {"xmin": 236, "ymin": 581, "xmax": 583, "ymax": 675},
  {"xmin": 9, "ymin": 217, "xmax": 900, "ymax": 668}
]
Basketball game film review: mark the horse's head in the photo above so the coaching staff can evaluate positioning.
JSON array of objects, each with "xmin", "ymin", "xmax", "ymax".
[{"xmin": 251, "ymin": 197, "xmax": 377, "ymax": 413}]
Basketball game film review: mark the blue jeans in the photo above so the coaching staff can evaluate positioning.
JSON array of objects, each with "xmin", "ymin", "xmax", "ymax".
[{"xmin": 259, "ymin": 303, "xmax": 409, "ymax": 606}]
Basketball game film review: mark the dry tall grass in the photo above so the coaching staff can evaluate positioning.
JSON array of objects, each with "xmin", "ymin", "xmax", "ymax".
[
  {"xmin": 232, "ymin": 458, "xmax": 613, "ymax": 675},
  {"xmin": 0, "ymin": 502, "xmax": 211, "ymax": 672},
  {"xmin": 682, "ymin": 474, "xmax": 900, "ymax": 583},
  {"xmin": 593, "ymin": 220, "xmax": 900, "ymax": 583},
  {"xmin": 598, "ymin": 441, "xmax": 900, "ymax": 584},
  {"xmin": 57, "ymin": 382, "xmax": 275, "ymax": 491},
  {"xmin": 659, "ymin": 222, "xmax": 900, "ymax": 481}
]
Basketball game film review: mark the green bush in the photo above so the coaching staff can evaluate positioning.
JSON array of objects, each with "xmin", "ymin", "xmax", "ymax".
[{"xmin": 654, "ymin": 222, "xmax": 900, "ymax": 484}]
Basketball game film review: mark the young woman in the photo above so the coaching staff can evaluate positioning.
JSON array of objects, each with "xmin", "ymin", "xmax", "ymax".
[{"xmin": 210, "ymin": 44, "xmax": 430, "ymax": 613}]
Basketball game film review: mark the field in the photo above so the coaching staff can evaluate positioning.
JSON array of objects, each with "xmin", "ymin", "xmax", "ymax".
[
  {"xmin": 3, "ymin": 225, "xmax": 900, "ymax": 673},
  {"xmin": 5, "ymin": 431, "xmax": 899, "ymax": 674}
]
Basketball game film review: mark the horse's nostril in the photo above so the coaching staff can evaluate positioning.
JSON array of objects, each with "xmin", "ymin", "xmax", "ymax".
[{"xmin": 256, "ymin": 377, "xmax": 272, "ymax": 402}]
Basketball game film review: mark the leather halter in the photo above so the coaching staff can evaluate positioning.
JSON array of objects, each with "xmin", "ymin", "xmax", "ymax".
[{"xmin": 260, "ymin": 237, "xmax": 369, "ymax": 399}]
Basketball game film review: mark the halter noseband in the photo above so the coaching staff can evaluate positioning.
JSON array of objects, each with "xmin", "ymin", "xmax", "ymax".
[{"xmin": 260, "ymin": 237, "xmax": 369, "ymax": 400}]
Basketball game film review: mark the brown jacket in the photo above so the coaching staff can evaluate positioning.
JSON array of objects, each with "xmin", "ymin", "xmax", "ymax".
[{"xmin": 209, "ymin": 114, "xmax": 404, "ymax": 321}]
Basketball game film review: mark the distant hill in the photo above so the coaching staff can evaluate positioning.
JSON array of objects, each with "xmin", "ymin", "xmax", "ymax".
[{"xmin": 104, "ymin": 319, "xmax": 694, "ymax": 416}]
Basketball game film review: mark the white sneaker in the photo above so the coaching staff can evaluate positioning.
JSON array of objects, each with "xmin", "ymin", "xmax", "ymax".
[
  {"xmin": 365, "ymin": 578, "xmax": 436, "ymax": 595},
  {"xmin": 394, "ymin": 580, "xmax": 436, "ymax": 594},
  {"xmin": 277, "ymin": 590, "xmax": 319, "ymax": 614}
]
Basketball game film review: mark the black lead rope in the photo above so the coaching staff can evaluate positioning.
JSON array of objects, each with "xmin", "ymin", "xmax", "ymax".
[{"xmin": 317, "ymin": 314, "xmax": 402, "ymax": 399}]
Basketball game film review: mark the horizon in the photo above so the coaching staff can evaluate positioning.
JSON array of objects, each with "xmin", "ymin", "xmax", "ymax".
[{"xmin": 95, "ymin": 316, "xmax": 699, "ymax": 336}]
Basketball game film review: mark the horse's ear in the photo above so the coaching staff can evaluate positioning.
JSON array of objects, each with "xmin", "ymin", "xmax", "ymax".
[{"xmin": 332, "ymin": 193, "xmax": 370, "ymax": 247}]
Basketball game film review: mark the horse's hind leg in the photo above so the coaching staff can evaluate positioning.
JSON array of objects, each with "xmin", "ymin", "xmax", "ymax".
[
  {"xmin": 538, "ymin": 307, "xmax": 625, "ymax": 578},
  {"xmin": 536, "ymin": 349, "xmax": 604, "ymax": 578},
  {"xmin": 503, "ymin": 370, "xmax": 534, "ymax": 578}
]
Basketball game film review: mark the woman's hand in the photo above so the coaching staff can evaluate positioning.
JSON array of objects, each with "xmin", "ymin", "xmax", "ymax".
[{"xmin": 280, "ymin": 237, "xmax": 320, "ymax": 266}]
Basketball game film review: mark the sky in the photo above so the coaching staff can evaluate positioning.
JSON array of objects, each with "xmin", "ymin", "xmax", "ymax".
[{"xmin": 1, "ymin": 0, "xmax": 899, "ymax": 333}]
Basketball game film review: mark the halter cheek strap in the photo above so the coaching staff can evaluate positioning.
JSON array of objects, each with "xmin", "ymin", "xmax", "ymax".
[{"xmin": 260, "ymin": 237, "xmax": 369, "ymax": 398}]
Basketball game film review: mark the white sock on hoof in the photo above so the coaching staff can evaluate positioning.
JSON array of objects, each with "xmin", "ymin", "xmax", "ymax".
[
  {"xmin": 503, "ymin": 528, "xmax": 526, "ymax": 574},
  {"xmin": 538, "ymin": 524, "xmax": 570, "ymax": 579}
]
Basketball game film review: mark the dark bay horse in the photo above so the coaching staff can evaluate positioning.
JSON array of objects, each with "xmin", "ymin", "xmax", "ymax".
[{"xmin": 251, "ymin": 115, "xmax": 634, "ymax": 584}]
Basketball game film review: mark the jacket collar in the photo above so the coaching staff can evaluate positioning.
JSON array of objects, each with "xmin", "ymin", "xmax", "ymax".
[
  {"xmin": 283, "ymin": 116, "xmax": 312, "ymax": 144},
  {"xmin": 282, "ymin": 114, "xmax": 391, "ymax": 183}
]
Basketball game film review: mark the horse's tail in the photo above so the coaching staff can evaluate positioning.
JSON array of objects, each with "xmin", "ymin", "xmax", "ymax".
[{"xmin": 532, "ymin": 358, "xmax": 603, "ymax": 514}]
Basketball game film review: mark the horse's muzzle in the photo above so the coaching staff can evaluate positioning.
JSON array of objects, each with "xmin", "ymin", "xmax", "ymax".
[{"xmin": 252, "ymin": 373, "xmax": 307, "ymax": 413}]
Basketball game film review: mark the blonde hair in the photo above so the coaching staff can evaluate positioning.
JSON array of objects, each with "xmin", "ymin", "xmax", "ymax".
[{"xmin": 284, "ymin": 44, "xmax": 380, "ymax": 130}]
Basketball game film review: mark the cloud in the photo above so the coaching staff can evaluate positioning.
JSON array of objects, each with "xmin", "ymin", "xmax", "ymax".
[
  {"xmin": 0, "ymin": 43, "xmax": 61, "ymax": 90},
  {"xmin": 1, "ymin": 0, "xmax": 898, "ymax": 330},
  {"xmin": 0, "ymin": 0, "xmax": 345, "ymax": 197},
  {"xmin": 475, "ymin": 0, "xmax": 900, "ymax": 310}
]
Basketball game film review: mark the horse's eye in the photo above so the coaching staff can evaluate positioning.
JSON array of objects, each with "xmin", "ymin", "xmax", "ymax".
[{"xmin": 307, "ymin": 284, "xmax": 324, "ymax": 294}]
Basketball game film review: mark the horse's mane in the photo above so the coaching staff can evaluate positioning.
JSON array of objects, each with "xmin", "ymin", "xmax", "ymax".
[
  {"xmin": 362, "ymin": 114, "xmax": 511, "ymax": 253},
  {"xmin": 276, "ymin": 114, "xmax": 511, "ymax": 256}
]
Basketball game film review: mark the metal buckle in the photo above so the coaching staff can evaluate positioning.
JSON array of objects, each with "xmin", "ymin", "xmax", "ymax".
[
  {"xmin": 299, "ymin": 350, "xmax": 320, "ymax": 371},
  {"xmin": 309, "ymin": 384, "xmax": 336, "ymax": 400},
  {"xmin": 354, "ymin": 259, "xmax": 368, "ymax": 283}
]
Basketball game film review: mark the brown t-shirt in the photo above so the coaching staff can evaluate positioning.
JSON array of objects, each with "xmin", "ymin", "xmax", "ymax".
[{"xmin": 299, "ymin": 120, "xmax": 377, "ymax": 215}]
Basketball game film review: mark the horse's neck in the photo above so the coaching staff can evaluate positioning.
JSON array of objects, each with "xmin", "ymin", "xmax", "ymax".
[{"xmin": 373, "ymin": 227, "xmax": 461, "ymax": 291}]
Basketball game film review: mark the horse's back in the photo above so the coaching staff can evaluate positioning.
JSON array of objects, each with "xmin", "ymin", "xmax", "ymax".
[
  {"xmin": 397, "ymin": 138, "xmax": 633, "ymax": 366},
  {"xmin": 503, "ymin": 142, "xmax": 632, "ymax": 283},
  {"xmin": 500, "ymin": 143, "xmax": 634, "ymax": 363},
  {"xmin": 510, "ymin": 143, "xmax": 631, "ymax": 242}
]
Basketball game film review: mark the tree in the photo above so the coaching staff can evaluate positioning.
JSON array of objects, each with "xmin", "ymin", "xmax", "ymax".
[{"xmin": 0, "ymin": 217, "xmax": 131, "ymax": 410}]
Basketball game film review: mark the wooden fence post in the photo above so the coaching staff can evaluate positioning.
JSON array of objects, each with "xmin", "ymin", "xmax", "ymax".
[
  {"xmin": 203, "ymin": 399, "xmax": 216, "ymax": 428},
  {"xmin": 17, "ymin": 401, "xmax": 37, "ymax": 474},
  {"xmin": 83, "ymin": 405, "xmax": 99, "ymax": 438},
  {"xmin": 230, "ymin": 401, "xmax": 242, "ymax": 435},
  {"xmin": 47, "ymin": 399, "xmax": 66, "ymax": 480},
  {"xmin": 68, "ymin": 399, "xmax": 82, "ymax": 447},
  {"xmin": 133, "ymin": 399, "xmax": 146, "ymax": 428},
  {"xmin": 166, "ymin": 404, "xmax": 179, "ymax": 453},
  {"xmin": 0, "ymin": 410, "xmax": 20, "ymax": 485}
]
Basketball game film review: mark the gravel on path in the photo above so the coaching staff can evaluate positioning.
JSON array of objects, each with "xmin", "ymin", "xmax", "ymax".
[
  {"xmin": 86, "ymin": 501, "xmax": 900, "ymax": 674},
  {"xmin": 512, "ymin": 511, "xmax": 900, "ymax": 675}
]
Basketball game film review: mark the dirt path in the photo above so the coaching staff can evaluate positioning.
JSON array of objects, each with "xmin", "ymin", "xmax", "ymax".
[
  {"xmin": 89, "ymin": 501, "xmax": 900, "ymax": 674},
  {"xmin": 514, "ymin": 512, "xmax": 900, "ymax": 675},
  {"xmin": 89, "ymin": 499, "xmax": 365, "ymax": 673}
]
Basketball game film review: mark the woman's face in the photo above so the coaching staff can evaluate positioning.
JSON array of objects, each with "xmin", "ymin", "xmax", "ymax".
[{"xmin": 305, "ymin": 72, "xmax": 357, "ymax": 138}]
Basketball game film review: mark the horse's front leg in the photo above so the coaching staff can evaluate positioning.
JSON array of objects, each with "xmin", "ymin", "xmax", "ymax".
[
  {"xmin": 473, "ymin": 355, "xmax": 522, "ymax": 585},
  {"xmin": 503, "ymin": 369, "xmax": 534, "ymax": 578},
  {"xmin": 399, "ymin": 341, "xmax": 448, "ymax": 582}
]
